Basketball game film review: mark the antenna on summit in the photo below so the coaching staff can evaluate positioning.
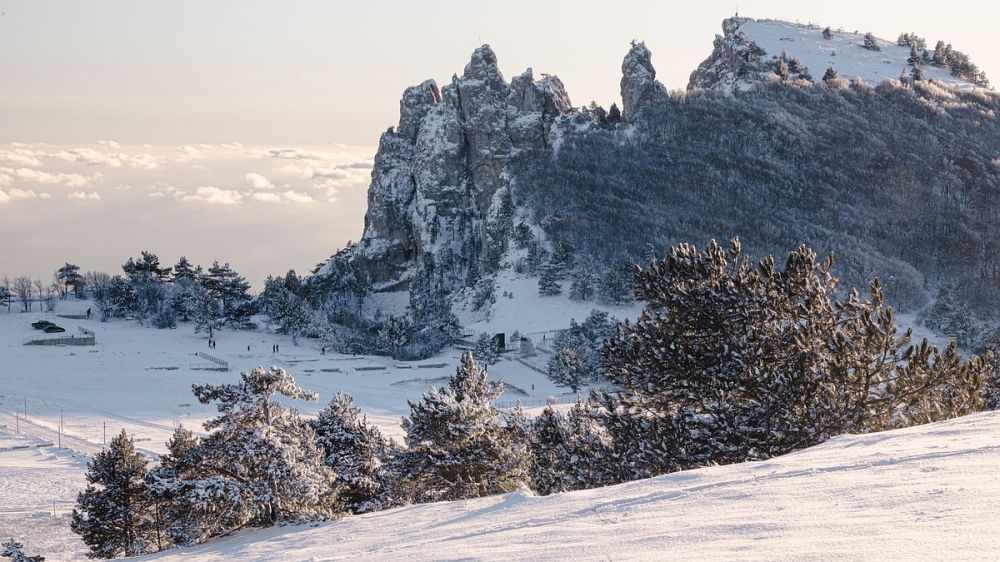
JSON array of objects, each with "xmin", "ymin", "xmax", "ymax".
[{"xmin": 735, "ymin": 1, "xmax": 739, "ymax": 17}]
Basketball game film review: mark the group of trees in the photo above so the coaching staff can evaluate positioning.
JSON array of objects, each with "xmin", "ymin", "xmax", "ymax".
[
  {"xmin": 63, "ymin": 240, "xmax": 997, "ymax": 559},
  {"xmin": 545, "ymin": 310, "xmax": 617, "ymax": 392},
  {"xmin": 86, "ymin": 252, "xmax": 254, "ymax": 335}
]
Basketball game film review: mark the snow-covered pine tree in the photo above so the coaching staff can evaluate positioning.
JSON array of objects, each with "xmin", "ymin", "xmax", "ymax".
[
  {"xmin": 822, "ymin": 26, "xmax": 833, "ymax": 40},
  {"xmin": 923, "ymin": 285, "xmax": 979, "ymax": 346},
  {"xmin": 569, "ymin": 256, "xmax": 597, "ymax": 302},
  {"xmin": 144, "ymin": 425, "xmax": 250, "ymax": 547},
  {"xmin": 400, "ymin": 352, "xmax": 528, "ymax": 502},
  {"xmin": 71, "ymin": 429, "xmax": 154, "ymax": 559},
  {"xmin": 171, "ymin": 257, "xmax": 199, "ymax": 283},
  {"xmin": 311, "ymin": 393, "xmax": 393, "ymax": 514},
  {"xmin": 192, "ymin": 291, "xmax": 223, "ymax": 339},
  {"xmin": 168, "ymin": 277, "xmax": 203, "ymax": 323},
  {"xmin": 598, "ymin": 261, "xmax": 634, "ymax": 305},
  {"xmin": 538, "ymin": 263, "xmax": 562, "ymax": 296},
  {"xmin": 822, "ymin": 67, "xmax": 839, "ymax": 82},
  {"xmin": 862, "ymin": 32, "xmax": 881, "ymax": 51},
  {"xmin": 932, "ymin": 40, "xmax": 949, "ymax": 67},
  {"xmin": 981, "ymin": 343, "xmax": 1000, "ymax": 410},
  {"xmin": 473, "ymin": 333, "xmax": 501, "ymax": 365},
  {"xmin": 268, "ymin": 288, "xmax": 312, "ymax": 344},
  {"xmin": 201, "ymin": 261, "xmax": 254, "ymax": 328},
  {"xmin": 527, "ymin": 403, "xmax": 615, "ymax": 495},
  {"xmin": 598, "ymin": 239, "xmax": 988, "ymax": 479},
  {"xmin": 191, "ymin": 367, "xmax": 338, "ymax": 528},
  {"xmin": 1, "ymin": 539, "xmax": 44, "ymax": 562},
  {"xmin": 550, "ymin": 240, "xmax": 576, "ymax": 276},
  {"xmin": 548, "ymin": 347, "xmax": 589, "ymax": 393}
]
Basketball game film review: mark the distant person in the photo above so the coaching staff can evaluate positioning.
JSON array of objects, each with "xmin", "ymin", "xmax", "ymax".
[
  {"xmin": 321, "ymin": 346, "xmax": 326, "ymax": 355},
  {"xmin": 276, "ymin": 344, "xmax": 279, "ymax": 353},
  {"xmin": 247, "ymin": 345, "xmax": 251, "ymax": 352},
  {"xmin": 86, "ymin": 308, "xmax": 91, "ymax": 319}
]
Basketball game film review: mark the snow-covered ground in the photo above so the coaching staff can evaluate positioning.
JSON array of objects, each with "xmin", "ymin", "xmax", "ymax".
[
  {"xmin": 0, "ymin": 291, "xmax": 965, "ymax": 560},
  {"xmin": 0, "ymin": 288, "xmax": 629, "ymax": 560},
  {"xmin": 0, "ymin": 429, "xmax": 89, "ymax": 561},
  {"xmin": 738, "ymin": 19, "xmax": 979, "ymax": 89},
  {"xmin": 133, "ymin": 410, "xmax": 1000, "ymax": 561}
]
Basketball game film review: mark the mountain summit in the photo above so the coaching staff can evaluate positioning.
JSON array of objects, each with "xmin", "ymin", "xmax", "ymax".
[{"xmin": 690, "ymin": 17, "xmax": 989, "ymax": 91}]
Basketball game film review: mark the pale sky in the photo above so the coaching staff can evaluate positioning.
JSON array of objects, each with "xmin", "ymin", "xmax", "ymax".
[{"xmin": 1, "ymin": 0, "xmax": 996, "ymax": 286}]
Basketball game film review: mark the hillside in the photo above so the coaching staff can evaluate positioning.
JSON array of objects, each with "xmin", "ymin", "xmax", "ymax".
[
  {"xmin": 309, "ymin": 16, "xmax": 999, "ymax": 350},
  {"xmin": 137, "ymin": 411, "xmax": 1000, "ymax": 561},
  {"xmin": 690, "ymin": 18, "xmax": 988, "ymax": 91}
]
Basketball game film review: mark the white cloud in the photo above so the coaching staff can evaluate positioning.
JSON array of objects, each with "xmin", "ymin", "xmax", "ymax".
[
  {"xmin": 176, "ymin": 145, "xmax": 204, "ymax": 161},
  {"xmin": 0, "ymin": 190, "xmax": 8, "ymax": 204},
  {"xmin": 7, "ymin": 188, "xmax": 51, "ymax": 200},
  {"xmin": 68, "ymin": 191, "xmax": 102, "ymax": 200},
  {"xmin": 148, "ymin": 192, "xmax": 166, "ymax": 198},
  {"xmin": 96, "ymin": 140, "xmax": 121, "ymax": 149},
  {"xmin": 177, "ymin": 186, "xmax": 243, "ymax": 205},
  {"xmin": 282, "ymin": 190, "xmax": 315, "ymax": 204},
  {"xmin": 251, "ymin": 192, "xmax": 283, "ymax": 203},
  {"xmin": 0, "ymin": 173, "xmax": 11, "ymax": 188},
  {"xmin": 1, "ymin": 166, "xmax": 101, "ymax": 188},
  {"xmin": 0, "ymin": 149, "xmax": 45, "ymax": 167},
  {"xmin": 245, "ymin": 172, "xmax": 275, "ymax": 190}
]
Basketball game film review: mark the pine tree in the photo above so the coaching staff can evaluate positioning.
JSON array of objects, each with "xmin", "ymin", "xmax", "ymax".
[
  {"xmin": 400, "ymin": 352, "xmax": 528, "ymax": 502},
  {"xmin": 598, "ymin": 261, "xmax": 634, "ymax": 305},
  {"xmin": 932, "ymin": 40, "xmax": 949, "ymax": 67},
  {"xmin": 862, "ymin": 32, "xmax": 881, "ymax": 51},
  {"xmin": 171, "ymin": 257, "xmax": 199, "ymax": 283},
  {"xmin": 192, "ymin": 292, "xmax": 223, "ymax": 339},
  {"xmin": 548, "ymin": 347, "xmax": 589, "ymax": 393},
  {"xmin": 56, "ymin": 263, "xmax": 84, "ymax": 298},
  {"xmin": 981, "ymin": 343, "xmax": 1000, "ymax": 410},
  {"xmin": 527, "ymin": 403, "xmax": 615, "ymax": 495},
  {"xmin": 607, "ymin": 103, "xmax": 622, "ymax": 124},
  {"xmin": 599, "ymin": 239, "xmax": 987, "ymax": 480},
  {"xmin": 569, "ymin": 257, "xmax": 597, "ymax": 302},
  {"xmin": 1, "ymin": 539, "xmax": 44, "ymax": 562},
  {"xmin": 538, "ymin": 263, "xmax": 562, "ymax": 296},
  {"xmin": 473, "ymin": 333, "xmax": 502, "ymax": 365},
  {"xmin": 71, "ymin": 430, "xmax": 154, "ymax": 559},
  {"xmin": 201, "ymin": 261, "xmax": 253, "ymax": 327},
  {"xmin": 268, "ymin": 288, "xmax": 312, "ymax": 344},
  {"xmin": 144, "ymin": 426, "xmax": 227, "ymax": 547},
  {"xmin": 312, "ymin": 393, "xmax": 393, "ymax": 514},
  {"xmin": 911, "ymin": 66, "xmax": 925, "ymax": 82},
  {"xmin": 822, "ymin": 27, "xmax": 833, "ymax": 40},
  {"xmin": 822, "ymin": 67, "xmax": 839, "ymax": 83},
  {"xmin": 191, "ymin": 367, "xmax": 338, "ymax": 527},
  {"xmin": 908, "ymin": 44, "xmax": 922, "ymax": 67}
]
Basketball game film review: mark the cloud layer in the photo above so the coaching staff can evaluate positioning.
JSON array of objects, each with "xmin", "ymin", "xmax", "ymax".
[{"xmin": 0, "ymin": 141, "xmax": 374, "ymax": 207}]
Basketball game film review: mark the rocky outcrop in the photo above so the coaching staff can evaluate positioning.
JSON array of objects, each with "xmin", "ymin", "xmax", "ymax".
[
  {"xmin": 687, "ymin": 17, "xmax": 768, "ymax": 91},
  {"xmin": 316, "ymin": 45, "xmax": 573, "ymax": 290},
  {"xmin": 620, "ymin": 42, "xmax": 669, "ymax": 119}
]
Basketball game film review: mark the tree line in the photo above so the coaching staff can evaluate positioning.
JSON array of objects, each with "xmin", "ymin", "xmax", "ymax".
[{"xmin": 57, "ymin": 239, "xmax": 997, "ymax": 559}]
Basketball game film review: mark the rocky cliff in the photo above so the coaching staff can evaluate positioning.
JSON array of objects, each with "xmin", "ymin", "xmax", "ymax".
[{"xmin": 315, "ymin": 42, "xmax": 664, "ymax": 294}]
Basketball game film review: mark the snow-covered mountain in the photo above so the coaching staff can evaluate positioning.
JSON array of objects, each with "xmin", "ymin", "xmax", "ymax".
[
  {"xmin": 139, "ymin": 411, "xmax": 1000, "ymax": 561},
  {"xmin": 310, "ymin": 15, "xmax": 999, "ymax": 342},
  {"xmin": 689, "ymin": 17, "xmax": 988, "ymax": 92}
]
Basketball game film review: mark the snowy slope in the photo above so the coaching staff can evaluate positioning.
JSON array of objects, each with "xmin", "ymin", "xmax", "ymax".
[
  {"xmin": 740, "ymin": 19, "xmax": 970, "ymax": 88},
  {"xmin": 137, "ymin": 411, "xmax": 1000, "ymax": 561},
  {"xmin": 691, "ymin": 18, "xmax": 984, "ymax": 92}
]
